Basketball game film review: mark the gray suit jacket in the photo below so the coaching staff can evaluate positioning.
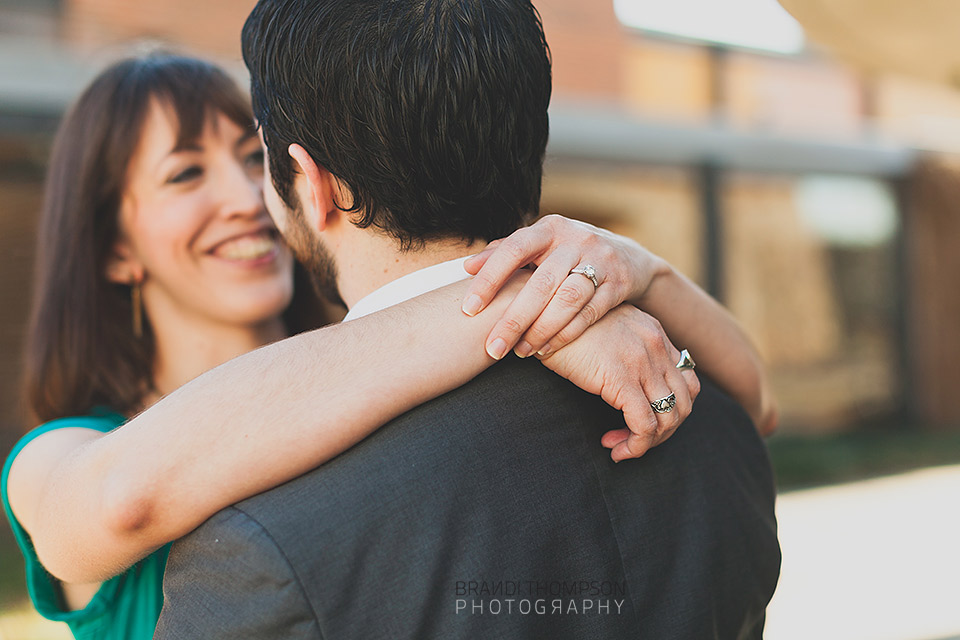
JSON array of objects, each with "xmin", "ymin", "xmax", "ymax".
[{"xmin": 155, "ymin": 356, "xmax": 780, "ymax": 639}]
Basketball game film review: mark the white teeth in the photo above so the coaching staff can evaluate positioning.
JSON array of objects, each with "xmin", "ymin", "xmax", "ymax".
[{"xmin": 213, "ymin": 233, "xmax": 277, "ymax": 261}]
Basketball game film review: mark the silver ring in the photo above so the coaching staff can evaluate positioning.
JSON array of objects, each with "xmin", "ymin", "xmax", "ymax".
[
  {"xmin": 570, "ymin": 264, "xmax": 599, "ymax": 289},
  {"xmin": 675, "ymin": 349, "xmax": 695, "ymax": 370},
  {"xmin": 650, "ymin": 393, "xmax": 676, "ymax": 414}
]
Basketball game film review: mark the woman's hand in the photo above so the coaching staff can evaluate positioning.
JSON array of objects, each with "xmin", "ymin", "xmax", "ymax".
[
  {"xmin": 538, "ymin": 304, "xmax": 700, "ymax": 461},
  {"xmin": 463, "ymin": 213, "xmax": 777, "ymax": 436},
  {"xmin": 462, "ymin": 214, "xmax": 668, "ymax": 359}
]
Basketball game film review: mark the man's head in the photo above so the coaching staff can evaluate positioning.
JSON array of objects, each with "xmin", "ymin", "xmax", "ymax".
[{"xmin": 242, "ymin": 0, "xmax": 552, "ymax": 294}]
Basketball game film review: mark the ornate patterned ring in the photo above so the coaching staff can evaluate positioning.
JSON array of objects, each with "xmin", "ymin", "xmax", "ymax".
[{"xmin": 650, "ymin": 393, "xmax": 677, "ymax": 414}]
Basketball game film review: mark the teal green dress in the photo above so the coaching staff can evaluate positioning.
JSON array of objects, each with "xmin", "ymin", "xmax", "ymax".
[{"xmin": 1, "ymin": 410, "xmax": 171, "ymax": 640}]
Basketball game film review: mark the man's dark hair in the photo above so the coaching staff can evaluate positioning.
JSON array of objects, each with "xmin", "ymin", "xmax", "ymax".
[{"xmin": 242, "ymin": 0, "xmax": 552, "ymax": 250}]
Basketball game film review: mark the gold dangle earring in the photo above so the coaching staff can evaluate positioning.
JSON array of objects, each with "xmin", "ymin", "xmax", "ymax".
[{"xmin": 131, "ymin": 278, "xmax": 143, "ymax": 338}]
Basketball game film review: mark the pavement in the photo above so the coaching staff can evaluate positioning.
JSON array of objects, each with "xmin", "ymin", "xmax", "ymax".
[{"xmin": 765, "ymin": 464, "xmax": 960, "ymax": 640}]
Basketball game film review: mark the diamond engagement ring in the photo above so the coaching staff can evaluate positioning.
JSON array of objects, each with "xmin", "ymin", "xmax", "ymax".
[
  {"xmin": 675, "ymin": 349, "xmax": 695, "ymax": 370},
  {"xmin": 650, "ymin": 393, "xmax": 677, "ymax": 414},
  {"xmin": 570, "ymin": 264, "xmax": 599, "ymax": 289}
]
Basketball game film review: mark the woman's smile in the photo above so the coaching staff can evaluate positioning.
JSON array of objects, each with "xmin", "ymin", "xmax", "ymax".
[{"xmin": 206, "ymin": 228, "xmax": 283, "ymax": 267}]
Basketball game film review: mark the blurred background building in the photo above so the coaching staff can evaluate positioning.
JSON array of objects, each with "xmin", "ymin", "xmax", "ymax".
[
  {"xmin": 3, "ymin": 0, "xmax": 960, "ymax": 638},
  {"xmin": 4, "ymin": 0, "xmax": 959, "ymax": 441}
]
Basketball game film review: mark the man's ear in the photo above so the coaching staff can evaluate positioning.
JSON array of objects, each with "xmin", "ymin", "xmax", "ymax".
[{"xmin": 288, "ymin": 143, "xmax": 339, "ymax": 233}]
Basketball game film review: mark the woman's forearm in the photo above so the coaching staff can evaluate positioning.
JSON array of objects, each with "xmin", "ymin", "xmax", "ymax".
[
  {"xmin": 31, "ymin": 274, "xmax": 529, "ymax": 583},
  {"xmin": 633, "ymin": 263, "xmax": 778, "ymax": 434}
]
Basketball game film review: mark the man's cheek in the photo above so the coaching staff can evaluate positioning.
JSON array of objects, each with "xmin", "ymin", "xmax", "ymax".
[{"xmin": 263, "ymin": 189, "xmax": 290, "ymax": 236}]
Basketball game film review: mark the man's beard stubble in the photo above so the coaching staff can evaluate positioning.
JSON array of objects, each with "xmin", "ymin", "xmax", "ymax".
[{"xmin": 284, "ymin": 196, "xmax": 344, "ymax": 307}]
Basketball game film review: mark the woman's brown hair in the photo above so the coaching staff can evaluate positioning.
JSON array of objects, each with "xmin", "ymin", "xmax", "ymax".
[{"xmin": 24, "ymin": 53, "xmax": 325, "ymax": 425}]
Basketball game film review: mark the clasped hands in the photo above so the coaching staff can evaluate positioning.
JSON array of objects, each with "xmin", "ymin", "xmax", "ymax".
[{"xmin": 462, "ymin": 214, "xmax": 700, "ymax": 463}]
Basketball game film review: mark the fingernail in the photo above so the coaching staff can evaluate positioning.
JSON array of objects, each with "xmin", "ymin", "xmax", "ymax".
[
  {"xmin": 487, "ymin": 337, "xmax": 508, "ymax": 360},
  {"xmin": 462, "ymin": 294, "xmax": 483, "ymax": 317},
  {"xmin": 537, "ymin": 343, "xmax": 553, "ymax": 357},
  {"xmin": 515, "ymin": 341, "xmax": 533, "ymax": 358}
]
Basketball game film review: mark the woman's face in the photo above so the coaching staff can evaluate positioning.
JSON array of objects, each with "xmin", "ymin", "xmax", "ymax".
[{"xmin": 109, "ymin": 99, "xmax": 294, "ymax": 331}]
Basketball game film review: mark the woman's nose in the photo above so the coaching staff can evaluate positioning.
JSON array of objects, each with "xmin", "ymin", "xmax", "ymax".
[{"xmin": 219, "ymin": 160, "xmax": 264, "ymax": 219}]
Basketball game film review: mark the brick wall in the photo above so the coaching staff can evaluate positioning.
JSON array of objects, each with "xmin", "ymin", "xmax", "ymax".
[{"xmin": 63, "ymin": 0, "xmax": 256, "ymax": 58}]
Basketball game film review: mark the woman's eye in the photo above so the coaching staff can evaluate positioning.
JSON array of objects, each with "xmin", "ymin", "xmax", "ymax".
[
  {"xmin": 245, "ymin": 150, "xmax": 265, "ymax": 170},
  {"xmin": 168, "ymin": 166, "xmax": 203, "ymax": 184}
]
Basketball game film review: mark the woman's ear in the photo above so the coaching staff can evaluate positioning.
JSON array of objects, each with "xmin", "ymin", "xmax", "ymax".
[
  {"xmin": 288, "ymin": 143, "xmax": 339, "ymax": 233},
  {"xmin": 104, "ymin": 237, "xmax": 144, "ymax": 285}
]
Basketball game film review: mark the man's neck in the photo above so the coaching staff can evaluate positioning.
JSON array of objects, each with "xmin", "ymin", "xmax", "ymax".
[{"xmin": 334, "ymin": 229, "xmax": 487, "ymax": 309}]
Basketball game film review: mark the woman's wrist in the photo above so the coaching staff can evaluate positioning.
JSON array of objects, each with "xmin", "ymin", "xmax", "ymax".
[{"xmin": 630, "ymin": 254, "xmax": 673, "ymax": 309}]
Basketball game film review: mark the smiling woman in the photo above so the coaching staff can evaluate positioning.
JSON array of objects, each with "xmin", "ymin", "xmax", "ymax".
[
  {"xmin": 25, "ymin": 54, "xmax": 305, "ymax": 422},
  {"xmin": 106, "ymin": 100, "xmax": 294, "ymax": 404},
  {"xmin": 6, "ymin": 54, "xmax": 314, "ymax": 634}
]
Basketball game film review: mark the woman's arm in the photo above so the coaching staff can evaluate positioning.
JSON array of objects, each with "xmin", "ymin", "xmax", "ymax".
[
  {"xmin": 9, "ymin": 275, "xmax": 536, "ymax": 584},
  {"xmin": 8, "ymin": 243, "xmax": 699, "ymax": 586},
  {"xmin": 462, "ymin": 214, "xmax": 777, "ymax": 434}
]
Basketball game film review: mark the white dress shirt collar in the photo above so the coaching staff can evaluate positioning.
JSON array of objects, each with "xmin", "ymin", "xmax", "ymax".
[{"xmin": 342, "ymin": 255, "xmax": 473, "ymax": 322}]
